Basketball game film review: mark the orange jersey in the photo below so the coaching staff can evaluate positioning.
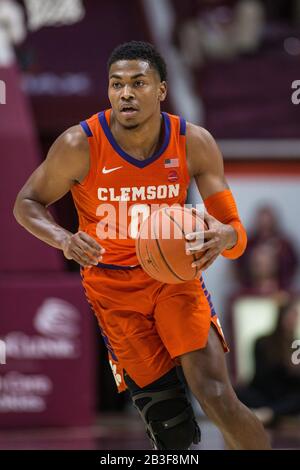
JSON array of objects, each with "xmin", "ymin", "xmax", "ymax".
[{"xmin": 71, "ymin": 109, "xmax": 190, "ymax": 266}]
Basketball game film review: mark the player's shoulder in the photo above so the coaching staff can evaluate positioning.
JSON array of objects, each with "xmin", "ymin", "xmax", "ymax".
[
  {"xmin": 46, "ymin": 125, "xmax": 90, "ymax": 181},
  {"xmin": 57, "ymin": 124, "xmax": 89, "ymax": 153},
  {"xmin": 185, "ymin": 122, "xmax": 223, "ymax": 176},
  {"xmin": 186, "ymin": 121, "xmax": 222, "ymax": 158},
  {"xmin": 186, "ymin": 122, "xmax": 216, "ymax": 149},
  {"xmin": 166, "ymin": 112, "xmax": 213, "ymax": 146}
]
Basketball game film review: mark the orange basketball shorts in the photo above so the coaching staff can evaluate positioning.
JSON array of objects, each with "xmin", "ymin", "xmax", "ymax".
[{"xmin": 81, "ymin": 265, "xmax": 229, "ymax": 392}]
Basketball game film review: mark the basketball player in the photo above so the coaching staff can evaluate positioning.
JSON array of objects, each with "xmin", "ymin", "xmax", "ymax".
[{"xmin": 14, "ymin": 41, "xmax": 271, "ymax": 450}]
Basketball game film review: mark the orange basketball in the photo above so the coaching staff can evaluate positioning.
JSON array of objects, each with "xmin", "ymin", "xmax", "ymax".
[{"xmin": 135, "ymin": 206, "xmax": 207, "ymax": 284}]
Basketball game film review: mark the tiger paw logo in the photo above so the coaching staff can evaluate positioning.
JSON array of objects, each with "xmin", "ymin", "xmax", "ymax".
[{"xmin": 109, "ymin": 360, "xmax": 122, "ymax": 387}]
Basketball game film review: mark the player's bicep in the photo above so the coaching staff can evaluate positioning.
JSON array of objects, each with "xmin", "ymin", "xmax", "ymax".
[
  {"xmin": 188, "ymin": 124, "xmax": 230, "ymax": 200},
  {"xmin": 16, "ymin": 125, "xmax": 88, "ymax": 207},
  {"xmin": 17, "ymin": 159, "xmax": 74, "ymax": 207},
  {"xmin": 196, "ymin": 171, "xmax": 229, "ymax": 201}
]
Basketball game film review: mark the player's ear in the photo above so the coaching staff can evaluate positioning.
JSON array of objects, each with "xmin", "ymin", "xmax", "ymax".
[{"xmin": 158, "ymin": 81, "xmax": 167, "ymax": 102}]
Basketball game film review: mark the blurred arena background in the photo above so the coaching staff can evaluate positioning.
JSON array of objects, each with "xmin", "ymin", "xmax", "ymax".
[{"xmin": 0, "ymin": 0, "xmax": 300, "ymax": 450}]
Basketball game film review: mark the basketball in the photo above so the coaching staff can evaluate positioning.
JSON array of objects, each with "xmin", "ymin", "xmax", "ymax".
[{"xmin": 135, "ymin": 206, "xmax": 207, "ymax": 284}]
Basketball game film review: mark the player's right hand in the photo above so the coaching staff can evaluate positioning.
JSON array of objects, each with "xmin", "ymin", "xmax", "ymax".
[{"xmin": 62, "ymin": 231, "xmax": 105, "ymax": 267}]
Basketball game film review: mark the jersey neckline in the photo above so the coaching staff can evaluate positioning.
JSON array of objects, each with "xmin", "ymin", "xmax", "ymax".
[{"xmin": 98, "ymin": 109, "xmax": 171, "ymax": 169}]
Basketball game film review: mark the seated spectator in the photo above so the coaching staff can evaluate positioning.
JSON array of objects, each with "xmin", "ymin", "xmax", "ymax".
[
  {"xmin": 235, "ymin": 205, "xmax": 298, "ymax": 292},
  {"xmin": 246, "ymin": 242, "xmax": 280, "ymax": 293},
  {"xmin": 235, "ymin": 298, "xmax": 300, "ymax": 426}
]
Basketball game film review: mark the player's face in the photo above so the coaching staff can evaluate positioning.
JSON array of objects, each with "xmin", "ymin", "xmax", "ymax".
[{"xmin": 108, "ymin": 60, "xmax": 167, "ymax": 129}]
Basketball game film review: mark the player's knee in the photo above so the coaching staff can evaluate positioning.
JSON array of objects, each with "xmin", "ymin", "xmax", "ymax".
[{"xmin": 124, "ymin": 368, "xmax": 201, "ymax": 450}]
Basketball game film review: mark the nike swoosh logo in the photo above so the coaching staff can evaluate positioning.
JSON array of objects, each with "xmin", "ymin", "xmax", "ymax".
[{"xmin": 102, "ymin": 166, "xmax": 123, "ymax": 174}]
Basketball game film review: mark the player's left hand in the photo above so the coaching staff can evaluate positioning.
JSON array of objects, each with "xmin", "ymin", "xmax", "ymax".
[{"xmin": 185, "ymin": 209, "xmax": 237, "ymax": 271}]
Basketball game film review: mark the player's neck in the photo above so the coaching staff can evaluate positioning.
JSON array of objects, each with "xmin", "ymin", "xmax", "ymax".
[{"xmin": 110, "ymin": 109, "xmax": 163, "ymax": 161}]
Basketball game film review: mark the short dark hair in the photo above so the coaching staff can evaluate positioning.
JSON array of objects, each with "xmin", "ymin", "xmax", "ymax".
[{"xmin": 108, "ymin": 41, "xmax": 167, "ymax": 82}]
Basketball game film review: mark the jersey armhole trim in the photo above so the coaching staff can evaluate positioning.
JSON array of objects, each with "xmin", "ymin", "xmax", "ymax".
[
  {"xmin": 77, "ymin": 118, "xmax": 98, "ymax": 190},
  {"xmin": 80, "ymin": 120, "xmax": 93, "ymax": 137},
  {"xmin": 179, "ymin": 116, "xmax": 186, "ymax": 136},
  {"xmin": 178, "ymin": 116, "xmax": 190, "ymax": 185}
]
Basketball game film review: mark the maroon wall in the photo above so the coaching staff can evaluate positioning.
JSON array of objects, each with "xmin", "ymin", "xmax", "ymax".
[
  {"xmin": 0, "ymin": 65, "xmax": 62, "ymax": 272},
  {"xmin": 0, "ymin": 275, "xmax": 95, "ymax": 428}
]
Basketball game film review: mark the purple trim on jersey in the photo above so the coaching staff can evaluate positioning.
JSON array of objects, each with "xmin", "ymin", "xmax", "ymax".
[
  {"xmin": 97, "ymin": 262, "xmax": 139, "ymax": 270},
  {"xmin": 98, "ymin": 111, "xmax": 171, "ymax": 168},
  {"xmin": 101, "ymin": 330, "xmax": 118, "ymax": 361},
  {"xmin": 179, "ymin": 116, "xmax": 186, "ymax": 136},
  {"xmin": 200, "ymin": 276, "xmax": 216, "ymax": 317},
  {"xmin": 80, "ymin": 120, "xmax": 93, "ymax": 137}
]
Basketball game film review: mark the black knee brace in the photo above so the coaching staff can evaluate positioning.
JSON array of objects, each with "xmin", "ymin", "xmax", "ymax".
[{"xmin": 124, "ymin": 368, "xmax": 201, "ymax": 450}]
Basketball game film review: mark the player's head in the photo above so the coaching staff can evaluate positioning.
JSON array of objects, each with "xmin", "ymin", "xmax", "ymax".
[{"xmin": 107, "ymin": 41, "xmax": 167, "ymax": 129}]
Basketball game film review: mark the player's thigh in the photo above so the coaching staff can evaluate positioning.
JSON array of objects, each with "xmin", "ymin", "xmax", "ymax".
[{"xmin": 179, "ymin": 326, "xmax": 234, "ymax": 400}]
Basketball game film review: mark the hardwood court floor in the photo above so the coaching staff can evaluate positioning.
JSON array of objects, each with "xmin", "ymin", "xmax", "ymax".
[{"xmin": 0, "ymin": 411, "xmax": 299, "ymax": 450}]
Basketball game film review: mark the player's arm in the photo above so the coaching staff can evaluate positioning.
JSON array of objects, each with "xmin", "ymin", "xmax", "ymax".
[
  {"xmin": 185, "ymin": 123, "xmax": 247, "ymax": 270},
  {"xmin": 13, "ymin": 125, "xmax": 104, "ymax": 267}
]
